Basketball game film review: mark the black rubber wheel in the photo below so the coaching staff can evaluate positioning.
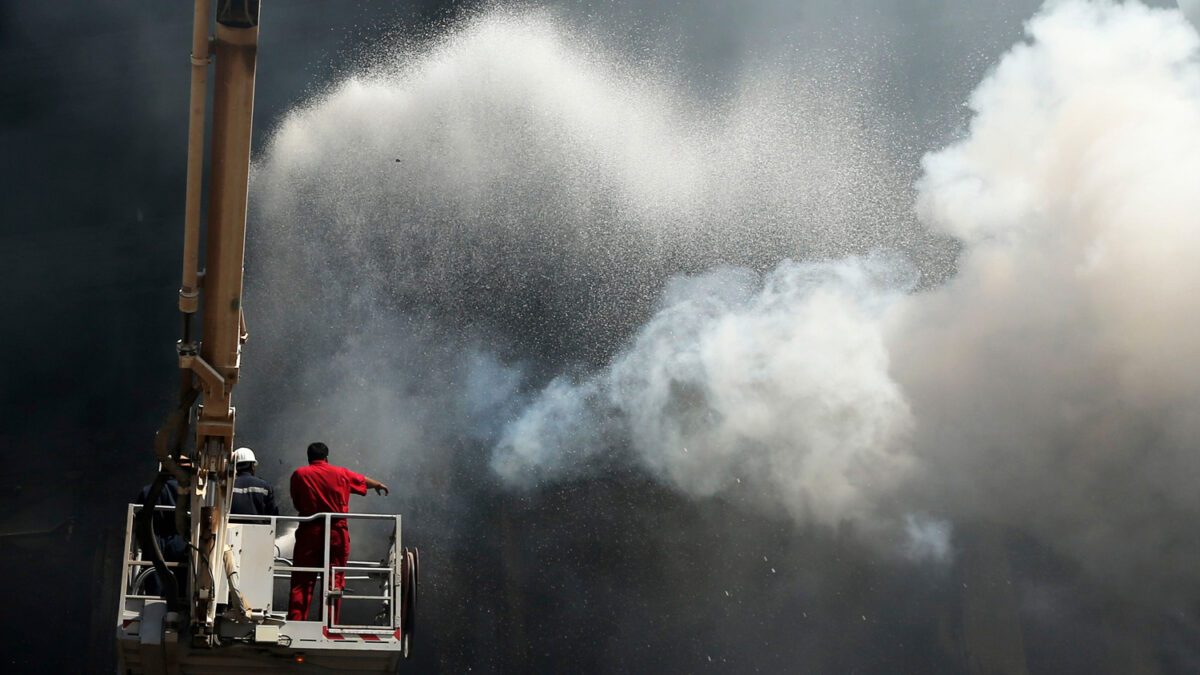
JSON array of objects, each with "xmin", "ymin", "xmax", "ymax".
[{"xmin": 401, "ymin": 547, "xmax": 418, "ymax": 658}]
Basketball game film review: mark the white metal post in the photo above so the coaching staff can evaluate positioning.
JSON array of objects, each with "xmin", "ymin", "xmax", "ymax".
[{"xmin": 322, "ymin": 513, "xmax": 331, "ymax": 625}]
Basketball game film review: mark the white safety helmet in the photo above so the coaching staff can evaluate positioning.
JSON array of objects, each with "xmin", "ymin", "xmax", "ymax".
[{"xmin": 232, "ymin": 447, "xmax": 257, "ymax": 465}]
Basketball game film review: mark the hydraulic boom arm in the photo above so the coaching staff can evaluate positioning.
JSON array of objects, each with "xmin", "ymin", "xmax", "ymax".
[{"xmin": 164, "ymin": 0, "xmax": 260, "ymax": 645}]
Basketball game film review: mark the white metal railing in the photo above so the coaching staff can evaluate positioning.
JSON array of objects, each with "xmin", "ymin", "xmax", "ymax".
[
  {"xmin": 119, "ymin": 504, "xmax": 185, "ymax": 604},
  {"xmin": 229, "ymin": 511, "xmax": 402, "ymax": 632},
  {"xmin": 119, "ymin": 505, "xmax": 402, "ymax": 634}
]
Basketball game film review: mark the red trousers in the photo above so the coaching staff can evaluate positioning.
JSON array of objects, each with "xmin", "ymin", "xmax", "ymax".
[{"xmin": 288, "ymin": 523, "xmax": 350, "ymax": 622}]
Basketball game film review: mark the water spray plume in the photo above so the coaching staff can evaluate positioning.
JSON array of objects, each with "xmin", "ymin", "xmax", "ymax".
[{"xmin": 249, "ymin": 0, "xmax": 1200, "ymax": 622}]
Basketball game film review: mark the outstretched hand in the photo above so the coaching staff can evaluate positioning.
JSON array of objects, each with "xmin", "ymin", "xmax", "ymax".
[{"xmin": 365, "ymin": 476, "xmax": 390, "ymax": 496}]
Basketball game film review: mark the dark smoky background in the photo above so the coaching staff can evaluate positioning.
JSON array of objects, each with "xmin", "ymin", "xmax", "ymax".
[{"xmin": 3, "ymin": 1, "xmax": 1197, "ymax": 673}]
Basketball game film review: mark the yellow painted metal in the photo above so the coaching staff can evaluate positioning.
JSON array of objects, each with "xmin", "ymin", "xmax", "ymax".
[
  {"xmin": 179, "ymin": 0, "xmax": 211, "ymax": 315},
  {"xmin": 198, "ymin": 19, "xmax": 258, "ymax": 436},
  {"xmin": 187, "ymin": 3, "xmax": 260, "ymax": 640}
]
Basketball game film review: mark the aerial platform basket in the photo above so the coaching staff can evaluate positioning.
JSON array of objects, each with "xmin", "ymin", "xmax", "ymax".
[{"xmin": 116, "ymin": 507, "xmax": 417, "ymax": 674}]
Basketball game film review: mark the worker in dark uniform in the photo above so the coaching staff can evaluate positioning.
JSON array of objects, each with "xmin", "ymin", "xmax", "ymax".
[
  {"xmin": 135, "ymin": 465, "xmax": 189, "ymax": 597},
  {"xmin": 287, "ymin": 441, "xmax": 389, "ymax": 622},
  {"xmin": 230, "ymin": 446, "xmax": 279, "ymax": 516}
]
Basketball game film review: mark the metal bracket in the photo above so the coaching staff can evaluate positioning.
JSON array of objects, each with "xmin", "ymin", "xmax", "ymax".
[
  {"xmin": 195, "ymin": 413, "xmax": 235, "ymax": 443},
  {"xmin": 180, "ymin": 353, "xmax": 225, "ymax": 395}
]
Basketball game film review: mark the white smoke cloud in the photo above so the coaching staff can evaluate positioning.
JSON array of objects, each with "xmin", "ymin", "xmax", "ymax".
[
  {"xmin": 494, "ymin": 257, "xmax": 918, "ymax": 531},
  {"xmin": 894, "ymin": 0, "xmax": 1200, "ymax": 593}
]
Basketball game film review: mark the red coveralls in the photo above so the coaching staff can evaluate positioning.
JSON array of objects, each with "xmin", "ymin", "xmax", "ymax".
[{"xmin": 287, "ymin": 460, "xmax": 368, "ymax": 622}]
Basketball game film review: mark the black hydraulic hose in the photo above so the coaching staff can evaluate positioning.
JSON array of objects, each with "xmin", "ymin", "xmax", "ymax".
[
  {"xmin": 180, "ymin": 312, "xmax": 193, "ymax": 349},
  {"xmin": 135, "ymin": 472, "xmax": 183, "ymax": 610}
]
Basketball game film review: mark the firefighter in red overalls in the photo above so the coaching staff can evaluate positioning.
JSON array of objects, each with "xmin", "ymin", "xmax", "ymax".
[{"xmin": 287, "ymin": 441, "xmax": 390, "ymax": 622}]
